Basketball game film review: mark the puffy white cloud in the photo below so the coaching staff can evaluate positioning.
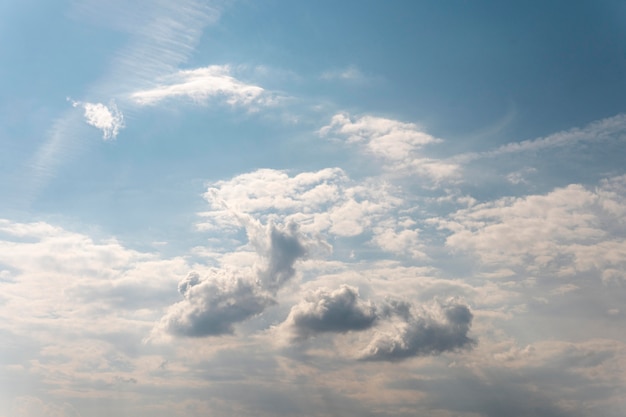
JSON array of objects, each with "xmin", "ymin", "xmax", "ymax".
[
  {"xmin": 130, "ymin": 65, "xmax": 271, "ymax": 108},
  {"xmin": 319, "ymin": 112, "xmax": 460, "ymax": 182},
  {"xmin": 200, "ymin": 167, "xmax": 403, "ymax": 241},
  {"xmin": 71, "ymin": 100, "xmax": 124, "ymax": 140}
]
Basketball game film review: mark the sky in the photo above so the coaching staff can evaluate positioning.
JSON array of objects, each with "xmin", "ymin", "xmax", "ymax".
[{"xmin": 1, "ymin": 1, "xmax": 626, "ymax": 416}]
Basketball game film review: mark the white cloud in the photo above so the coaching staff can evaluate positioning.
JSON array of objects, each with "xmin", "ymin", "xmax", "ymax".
[
  {"xmin": 319, "ymin": 112, "xmax": 460, "ymax": 182},
  {"xmin": 199, "ymin": 167, "xmax": 402, "ymax": 240},
  {"xmin": 455, "ymin": 113, "xmax": 626, "ymax": 163},
  {"xmin": 279, "ymin": 285, "xmax": 378, "ymax": 341},
  {"xmin": 71, "ymin": 100, "xmax": 125, "ymax": 140},
  {"xmin": 130, "ymin": 65, "xmax": 271, "ymax": 108},
  {"xmin": 439, "ymin": 177, "xmax": 626, "ymax": 280}
]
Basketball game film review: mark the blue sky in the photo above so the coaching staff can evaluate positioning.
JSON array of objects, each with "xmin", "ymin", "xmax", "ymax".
[{"xmin": 2, "ymin": 1, "xmax": 626, "ymax": 416}]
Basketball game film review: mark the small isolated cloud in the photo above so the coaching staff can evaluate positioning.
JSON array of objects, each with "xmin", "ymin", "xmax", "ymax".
[
  {"xmin": 282, "ymin": 285, "xmax": 377, "ymax": 340},
  {"xmin": 440, "ymin": 176, "xmax": 626, "ymax": 278},
  {"xmin": 360, "ymin": 298, "xmax": 474, "ymax": 361},
  {"xmin": 130, "ymin": 65, "xmax": 270, "ymax": 108},
  {"xmin": 70, "ymin": 99, "xmax": 124, "ymax": 140}
]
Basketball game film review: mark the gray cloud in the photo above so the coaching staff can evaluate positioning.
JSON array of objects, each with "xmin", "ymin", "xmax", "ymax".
[
  {"xmin": 161, "ymin": 270, "xmax": 275, "ymax": 337},
  {"xmin": 258, "ymin": 222, "xmax": 308, "ymax": 292},
  {"xmin": 283, "ymin": 285, "xmax": 377, "ymax": 340},
  {"xmin": 361, "ymin": 298, "xmax": 474, "ymax": 361},
  {"xmin": 158, "ymin": 219, "xmax": 312, "ymax": 338},
  {"xmin": 280, "ymin": 285, "xmax": 474, "ymax": 361}
]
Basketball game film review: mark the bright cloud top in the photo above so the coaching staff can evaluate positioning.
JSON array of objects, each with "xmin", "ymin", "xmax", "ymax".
[
  {"xmin": 130, "ymin": 65, "xmax": 269, "ymax": 107},
  {"xmin": 320, "ymin": 113, "xmax": 459, "ymax": 182},
  {"xmin": 71, "ymin": 100, "xmax": 125, "ymax": 140}
]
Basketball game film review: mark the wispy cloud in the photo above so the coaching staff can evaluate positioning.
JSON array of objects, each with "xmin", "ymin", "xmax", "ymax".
[
  {"xmin": 455, "ymin": 113, "xmax": 626, "ymax": 163},
  {"xmin": 70, "ymin": 100, "xmax": 125, "ymax": 140},
  {"xmin": 130, "ymin": 65, "xmax": 270, "ymax": 108},
  {"xmin": 321, "ymin": 66, "xmax": 372, "ymax": 82}
]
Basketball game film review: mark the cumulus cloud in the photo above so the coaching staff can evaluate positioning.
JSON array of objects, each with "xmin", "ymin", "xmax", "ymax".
[
  {"xmin": 159, "ymin": 270, "xmax": 275, "ymax": 337},
  {"xmin": 439, "ymin": 176, "xmax": 626, "ymax": 279},
  {"xmin": 130, "ymin": 65, "xmax": 270, "ymax": 108},
  {"xmin": 71, "ymin": 99, "xmax": 124, "ymax": 140},
  {"xmin": 278, "ymin": 282, "xmax": 474, "ymax": 361},
  {"xmin": 282, "ymin": 285, "xmax": 377, "ymax": 340},
  {"xmin": 319, "ymin": 112, "xmax": 459, "ymax": 182},
  {"xmin": 360, "ymin": 298, "xmax": 474, "ymax": 361},
  {"xmin": 157, "ymin": 216, "xmax": 314, "ymax": 337},
  {"xmin": 199, "ymin": 167, "xmax": 404, "ymax": 245}
]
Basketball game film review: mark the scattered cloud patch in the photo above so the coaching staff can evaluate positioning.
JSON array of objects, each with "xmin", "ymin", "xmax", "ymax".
[
  {"xmin": 320, "ymin": 112, "xmax": 459, "ymax": 182},
  {"xmin": 199, "ymin": 167, "xmax": 402, "ymax": 240},
  {"xmin": 70, "ymin": 99, "xmax": 125, "ymax": 140},
  {"xmin": 130, "ymin": 65, "xmax": 272, "ymax": 108}
]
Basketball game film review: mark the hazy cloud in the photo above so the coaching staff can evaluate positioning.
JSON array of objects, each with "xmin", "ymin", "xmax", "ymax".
[
  {"xmin": 319, "ymin": 112, "xmax": 459, "ymax": 182},
  {"xmin": 158, "ymin": 216, "xmax": 314, "ymax": 337},
  {"xmin": 440, "ymin": 177, "xmax": 626, "ymax": 280}
]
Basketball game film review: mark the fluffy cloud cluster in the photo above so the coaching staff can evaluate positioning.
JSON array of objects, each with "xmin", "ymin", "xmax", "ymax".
[
  {"xmin": 319, "ymin": 112, "xmax": 459, "ymax": 182},
  {"xmin": 440, "ymin": 176, "xmax": 626, "ymax": 282},
  {"xmin": 157, "ymin": 218, "xmax": 313, "ymax": 337},
  {"xmin": 280, "ymin": 285, "xmax": 474, "ymax": 361}
]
